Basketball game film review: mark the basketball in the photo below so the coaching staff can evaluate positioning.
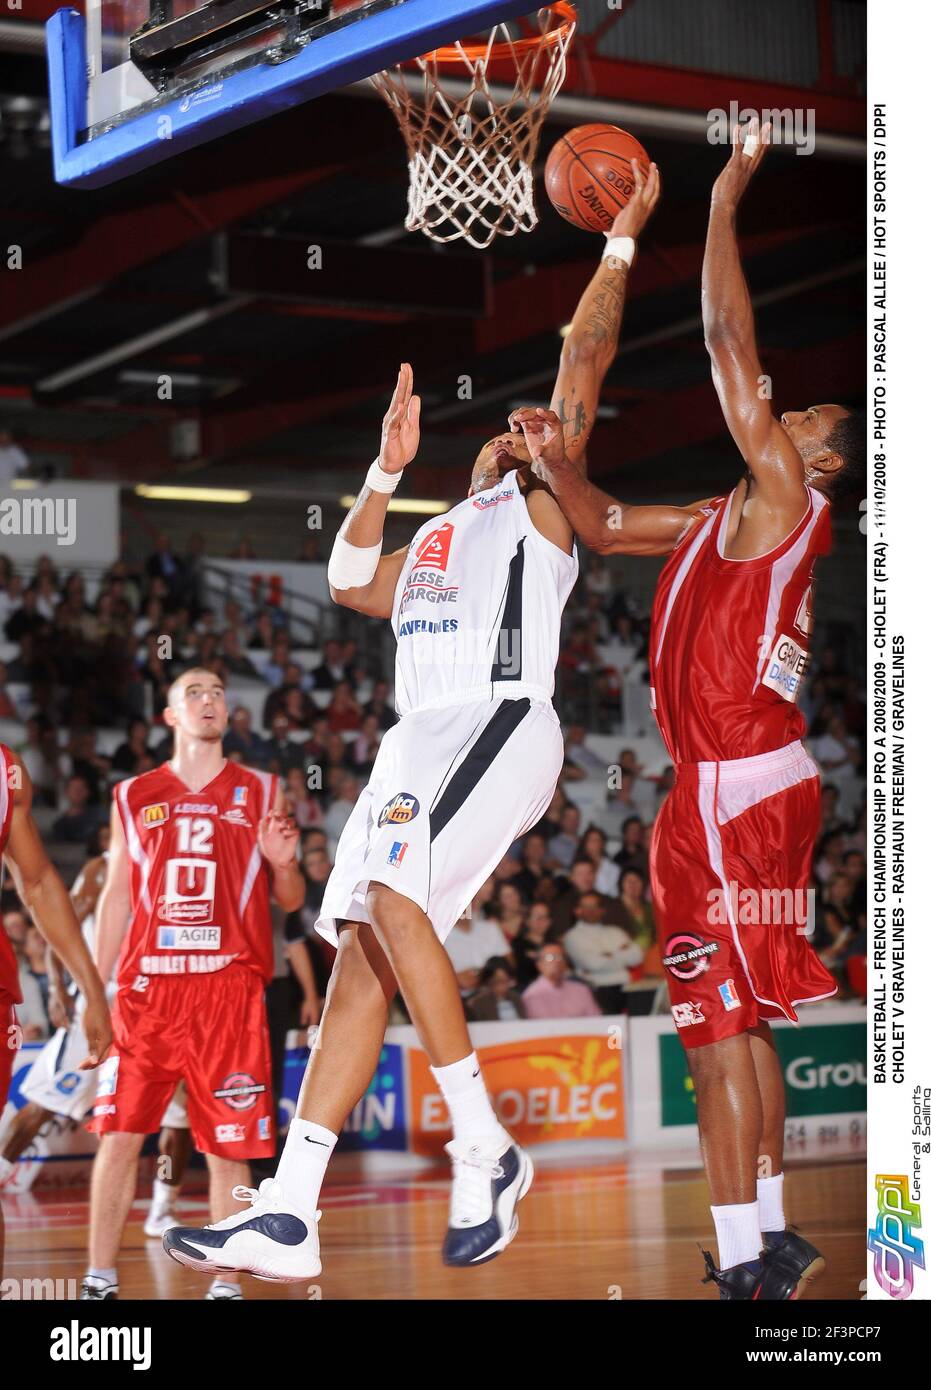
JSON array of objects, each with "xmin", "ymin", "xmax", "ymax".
[{"xmin": 544, "ymin": 124, "xmax": 652, "ymax": 233}]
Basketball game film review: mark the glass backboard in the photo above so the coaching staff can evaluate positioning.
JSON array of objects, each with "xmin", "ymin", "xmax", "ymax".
[{"xmin": 47, "ymin": 0, "xmax": 536, "ymax": 188}]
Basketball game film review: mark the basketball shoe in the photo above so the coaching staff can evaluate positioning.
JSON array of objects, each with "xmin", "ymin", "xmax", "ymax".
[
  {"xmin": 144, "ymin": 1186, "xmax": 180, "ymax": 1239},
  {"xmin": 701, "ymin": 1235, "xmax": 822, "ymax": 1300},
  {"xmin": 205, "ymin": 1280, "xmax": 244, "ymax": 1300},
  {"xmin": 763, "ymin": 1228, "xmax": 826, "ymax": 1296},
  {"xmin": 162, "ymin": 1179, "xmax": 321, "ymax": 1283},
  {"xmin": 80, "ymin": 1275, "xmax": 119, "ymax": 1300},
  {"xmin": 441, "ymin": 1135, "xmax": 534, "ymax": 1267}
]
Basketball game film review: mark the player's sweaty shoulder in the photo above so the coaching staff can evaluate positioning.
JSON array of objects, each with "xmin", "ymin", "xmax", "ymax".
[
  {"xmin": 524, "ymin": 483, "xmax": 574, "ymax": 555},
  {"xmin": 515, "ymin": 462, "xmax": 565, "ymax": 502}
]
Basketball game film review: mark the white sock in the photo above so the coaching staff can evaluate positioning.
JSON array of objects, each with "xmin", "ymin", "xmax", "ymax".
[
  {"xmin": 150, "ymin": 1177, "xmax": 177, "ymax": 1212},
  {"xmin": 710, "ymin": 1200, "xmax": 762, "ymax": 1270},
  {"xmin": 0, "ymin": 1156, "xmax": 13, "ymax": 1184},
  {"xmin": 758, "ymin": 1173, "xmax": 786, "ymax": 1233},
  {"xmin": 275, "ymin": 1118, "xmax": 337, "ymax": 1212},
  {"xmin": 431, "ymin": 1052, "xmax": 507, "ymax": 1148},
  {"xmin": 86, "ymin": 1268, "xmax": 118, "ymax": 1286},
  {"xmin": 210, "ymin": 1274, "xmax": 240, "ymax": 1290}
]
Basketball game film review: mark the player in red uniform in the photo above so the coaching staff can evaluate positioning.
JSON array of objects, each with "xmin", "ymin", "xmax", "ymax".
[
  {"xmin": 511, "ymin": 121, "xmax": 865, "ymax": 1300},
  {"xmin": 0, "ymin": 744, "xmax": 110, "ymax": 1275},
  {"xmin": 81, "ymin": 668, "xmax": 303, "ymax": 1300}
]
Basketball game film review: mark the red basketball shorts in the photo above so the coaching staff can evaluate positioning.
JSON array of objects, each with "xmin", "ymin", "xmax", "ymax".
[
  {"xmin": 650, "ymin": 740, "xmax": 837, "ymax": 1050},
  {"xmin": 87, "ymin": 965, "xmax": 275, "ymax": 1159},
  {"xmin": 1, "ymin": 993, "xmax": 17, "ymax": 1112}
]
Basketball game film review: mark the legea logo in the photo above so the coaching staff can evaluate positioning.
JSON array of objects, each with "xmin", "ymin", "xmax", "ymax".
[{"xmin": 868, "ymin": 1175, "xmax": 925, "ymax": 1298}]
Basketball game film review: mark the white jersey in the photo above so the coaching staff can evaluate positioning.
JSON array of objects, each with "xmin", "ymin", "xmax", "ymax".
[
  {"xmin": 390, "ymin": 470, "xmax": 578, "ymax": 717},
  {"xmin": 68, "ymin": 912, "xmax": 97, "ymax": 1008},
  {"xmin": 69, "ymin": 853, "xmax": 108, "ymax": 1005}
]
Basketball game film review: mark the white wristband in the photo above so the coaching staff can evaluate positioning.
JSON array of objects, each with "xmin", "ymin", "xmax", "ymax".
[
  {"xmin": 602, "ymin": 236, "xmax": 636, "ymax": 268},
  {"xmin": 327, "ymin": 533, "xmax": 382, "ymax": 591},
  {"xmin": 366, "ymin": 459, "xmax": 401, "ymax": 494}
]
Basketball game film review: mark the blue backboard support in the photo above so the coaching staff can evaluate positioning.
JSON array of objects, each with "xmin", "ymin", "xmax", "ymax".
[{"xmin": 47, "ymin": 0, "xmax": 540, "ymax": 190}]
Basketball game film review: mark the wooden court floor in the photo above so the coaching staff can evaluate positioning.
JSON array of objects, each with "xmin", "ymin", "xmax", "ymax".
[{"xmin": 3, "ymin": 1149, "xmax": 865, "ymax": 1301}]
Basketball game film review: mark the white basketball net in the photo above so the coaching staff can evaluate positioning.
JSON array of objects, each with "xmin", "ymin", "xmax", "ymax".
[{"xmin": 372, "ymin": 6, "xmax": 577, "ymax": 249}]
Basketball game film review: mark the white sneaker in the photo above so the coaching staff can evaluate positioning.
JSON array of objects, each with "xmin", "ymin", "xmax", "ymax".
[
  {"xmin": 205, "ymin": 1280, "xmax": 244, "ymax": 1300},
  {"xmin": 441, "ymin": 1134, "xmax": 534, "ymax": 1267},
  {"xmin": 80, "ymin": 1275, "xmax": 119, "ymax": 1300},
  {"xmin": 162, "ymin": 1179, "xmax": 322, "ymax": 1283},
  {"xmin": 144, "ymin": 1204, "xmax": 179, "ymax": 1239}
]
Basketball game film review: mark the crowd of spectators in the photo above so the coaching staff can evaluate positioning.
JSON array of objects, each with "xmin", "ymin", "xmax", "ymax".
[{"xmin": 0, "ymin": 533, "xmax": 867, "ymax": 1039}]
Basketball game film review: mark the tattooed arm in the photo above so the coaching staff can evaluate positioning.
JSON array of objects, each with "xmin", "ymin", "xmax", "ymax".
[
  {"xmin": 512, "ymin": 407, "xmax": 707, "ymax": 557},
  {"xmin": 542, "ymin": 159, "xmax": 661, "ymax": 478}
]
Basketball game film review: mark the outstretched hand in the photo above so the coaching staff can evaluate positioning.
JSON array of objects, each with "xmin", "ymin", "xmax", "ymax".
[
  {"xmin": 711, "ymin": 117, "xmax": 771, "ymax": 210},
  {"xmin": 509, "ymin": 406, "xmax": 571, "ymax": 481},
  {"xmin": 379, "ymin": 362, "xmax": 421, "ymax": 475},
  {"xmin": 608, "ymin": 158, "xmax": 662, "ymax": 242}
]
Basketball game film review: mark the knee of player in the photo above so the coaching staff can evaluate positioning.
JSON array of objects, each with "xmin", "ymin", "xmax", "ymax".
[
  {"xmin": 687, "ymin": 1032, "xmax": 751, "ymax": 1086},
  {"xmin": 99, "ymin": 1130, "xmax": 146, "ymax": 1160},
  {"xmin": 159, "ymin": 1126, "xmax": 189, "ymax": 1162},
  {"xmin": 17, "ymin": 1102, "xmax": 48, "ymax": 1129},
  {"xmin": 332, "ymin": 928, "xmax": 395, "ymax": 999},
  {"xmin": 365, "ymin": 882, "xmax": 419, "ymax": 941}
]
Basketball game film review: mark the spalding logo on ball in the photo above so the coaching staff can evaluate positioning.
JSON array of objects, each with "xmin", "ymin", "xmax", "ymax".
[{"xmin": 544, "ymin": 124, "xmax": 652, "ymax": 233}]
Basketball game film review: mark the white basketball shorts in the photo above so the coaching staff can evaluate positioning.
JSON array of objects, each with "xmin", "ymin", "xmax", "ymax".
[
  {"xmin": 316, "ymin": 694, "xmax": 563, "ymax": 946},
  {"xmin": 19, "ymin": 1011, "xmax": 97, "ymax": 1121},
  {"xmin": 21, "ymin": 1009, "xmax": 189, "ymax": 1128}
]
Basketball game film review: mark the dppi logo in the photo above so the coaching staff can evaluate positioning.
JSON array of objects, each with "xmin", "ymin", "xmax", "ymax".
[
  {"xmin": 378, "ymin": 793, "xmax": 420, "ymax": 828},
  {"xmin": 867, "ymin": 1174, "xmax": 925, "ymax": 1298}
]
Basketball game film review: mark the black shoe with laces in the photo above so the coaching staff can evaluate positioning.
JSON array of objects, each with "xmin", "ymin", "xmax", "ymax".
[
  {"xmin": 762, "ymin": 1228, "xmax": 826, "ymax": 1297},
  {"xmin": 700, "ymin": 1248, "xmax": 765, "ymax": 1299}
]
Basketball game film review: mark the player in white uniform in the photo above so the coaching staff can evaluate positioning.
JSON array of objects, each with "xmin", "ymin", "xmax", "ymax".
[
  {"xmin": 2, "ymin": 853, "xmax": 192, "ymax": 1243},
  {"xmin": 6, "ymin": 857, "xmax": 105, "ymax": 1134},
  {"xmin": 164, "ymin": 162, "xmax": 661, "ymax": 1282}
]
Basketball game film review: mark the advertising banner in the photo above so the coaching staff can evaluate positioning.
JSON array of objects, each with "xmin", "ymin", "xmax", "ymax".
[
  {"xmin": 628, "ymin": 1007, "xmax": 867, "ymax": 1147},
  {"xmin": 280, "ymin": 1017, "xmax": 627, "ymax": 1158}
]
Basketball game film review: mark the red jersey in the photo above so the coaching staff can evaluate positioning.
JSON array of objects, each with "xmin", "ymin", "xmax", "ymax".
[
  {"xmin": 113, "ymin": 760, "xmax": 279, "ymax": 988},
  {"xmin": 649, "ymin": 486, "xmax": 831, "ymax": 763},
  {"xmin": 0, "ymin": 742, "xmax": 20, "ymax": 1001}
]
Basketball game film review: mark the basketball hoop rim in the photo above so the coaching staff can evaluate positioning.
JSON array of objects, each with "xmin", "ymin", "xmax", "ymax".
[{"xmin": 421, "ymin": 1, "xmax": 576, "ymax": 65}]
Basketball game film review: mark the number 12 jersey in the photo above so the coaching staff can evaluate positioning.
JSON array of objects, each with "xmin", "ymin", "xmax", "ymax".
[{"xmin": 113, "ymin": 761, "xmax": 279, "ymax": 987}]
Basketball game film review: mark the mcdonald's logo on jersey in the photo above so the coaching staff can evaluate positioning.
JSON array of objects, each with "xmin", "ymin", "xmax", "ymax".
[
  {"xmin": 142, "ymin": 802, "xmax": 169, "ymax": 826},
  {"xmin": 413, "ymin": 523, "xmax": 453, "ymax": 571}
]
